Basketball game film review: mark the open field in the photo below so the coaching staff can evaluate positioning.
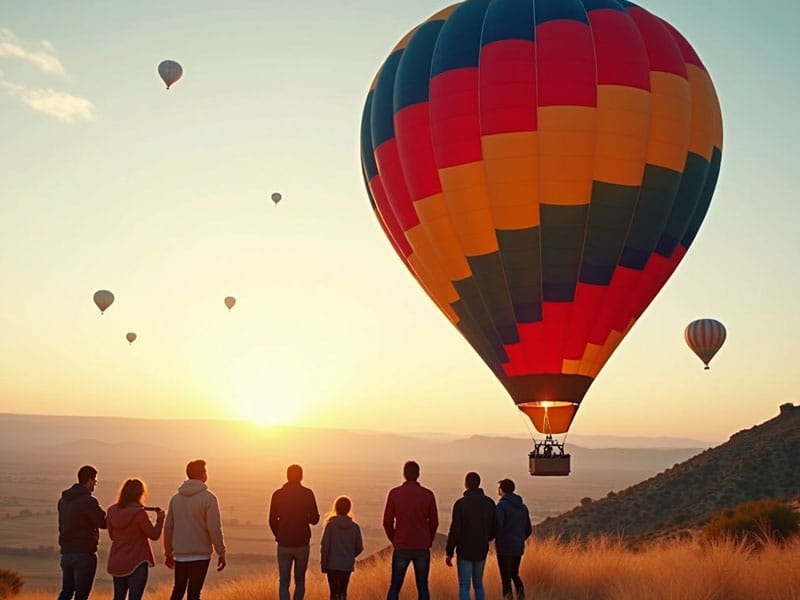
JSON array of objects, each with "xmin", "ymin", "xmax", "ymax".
[{"xmin": 11, "ymin": 536, "xmax": 800, "ymax": 599}]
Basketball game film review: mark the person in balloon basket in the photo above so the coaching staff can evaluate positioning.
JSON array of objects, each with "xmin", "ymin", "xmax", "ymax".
[
  {"xmin": 164, "ymin": 459, "xmax": 227, "ymax": 600},
  {"xmin": 495, "ymin": 479, "xmax": 532, "ymax": 600},
  {"xmin": 320, "ymin": 495, "xmax": 364, "ymax": 600},
  {"xmin": 383, "ymin": 460, "xmax": 439, "ymax": 600},
  {"xmin": 57, "ymin": 465, "xmax": 107, "ymax": 600},
  {"xmin": 269, "ymin": 464, "xmax": 320, "ymax": 600},
  {"xmin": 445, "ymin": 471, "xmax": 496, "ymax": 600},
  {"xmin": 107, "ymin": 478, "xmax": 165, "ymax": 600}
]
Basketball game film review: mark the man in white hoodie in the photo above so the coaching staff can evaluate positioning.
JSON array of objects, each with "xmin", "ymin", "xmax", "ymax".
[{"xmin": 164, "ymin": 459, "xmax": 227, "ymax": 600}]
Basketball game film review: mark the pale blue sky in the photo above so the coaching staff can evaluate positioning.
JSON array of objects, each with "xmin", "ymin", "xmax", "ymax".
[{"xmin": 0, "ymin": 1, "xmax": 798, "ymax": 440}]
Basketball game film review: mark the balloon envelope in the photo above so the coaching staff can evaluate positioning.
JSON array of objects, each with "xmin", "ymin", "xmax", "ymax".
[
  {"xmin": 271, "ymin": 192, "xmax": 282, "ymax": 205},
  {"xmin": 361, "ymin": 1, "xmax": 723, "ymax": 434},
  {"xmin": 158, "ymin": 60, "xmax": 183, "ymax": 89},
  {"xmin": 224, "ymin": 296, "xmax": 236, "ymax": 310},
  {"xmin": 685, "ymin": 319, "xmax": 726, "ymax": 369},
  {"xmin": 93, "ymin": 290, "xmax": 114, "ymax": 314}
]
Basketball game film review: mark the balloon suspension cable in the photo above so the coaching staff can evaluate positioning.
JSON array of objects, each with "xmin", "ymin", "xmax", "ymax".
[{"xmin": 517, "ymin": 409, "xmax": 537, "ymax": 443}]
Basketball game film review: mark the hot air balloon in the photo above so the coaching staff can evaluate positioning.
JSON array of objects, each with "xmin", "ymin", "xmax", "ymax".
[
  {"xmin": 126, "ymin": 332, "xmax": 137, "ymax": 345},
  {"xmin": 93, "ymin": 290, "xmax": 114, "ymax": 315},
  {"xmin": 224, "ymin": 296, "xmax": 236, "ymax": 310},
  {"xmin": 158, "ymin": 60, "xmax": 183, "ymax": 90},
  {"xmin": 271, "ymin": 192, "xmax": 282, "ymax": 206},
  {"xmin": 685, "ymin": 318, "xmax": 726, "ymax": 369},
  {"xmin": 361, "ymin": 0, "xmax": 722, "ymax": 475}
]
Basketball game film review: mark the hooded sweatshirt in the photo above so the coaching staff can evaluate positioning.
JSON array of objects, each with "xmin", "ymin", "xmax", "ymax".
[
  {"xmin": 495, "ymin": 493, "xmax": 532, "ymax": 557},
  {"xmin": 164, "ymin": 480, "xmax": 226, "ymax": 560},
  {"xmin": 320, "ymin": 515, "xmax": 364, "ymax": 573},
  {"xmin": 107, "ymin": 504, "xmax": 164, "ymax": 576},
  {"xmin": 58, "ymin": 484, "xmax": 107, "ymax": 554},
  {"xmin": 446, "ymin": 488, "xmax": 496, "ymax": 561}
]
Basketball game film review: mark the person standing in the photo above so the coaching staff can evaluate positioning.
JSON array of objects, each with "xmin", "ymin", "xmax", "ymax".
[
  {"xmin": 57, "ymin": 465, "xmax": 107, "ymax": 600},
  {"xmin": 107, "ymin": 478, "xmax": 165, "ymax": 600},
  {"xmin": 164, "ymin": 459, "xmax": 227, "ymax": 600},
  {"xmin": 445, "ymin": 472, "xmax": 496, "ymax": 600},
  {"xmin": 320, "ymin": 496, "xmax": 363, "ymax": 600},
  {"xmin": 383, "ymin": 460, "xmax": 439, "ymax": 600},
  {"xmin": 495, "ymin": 478, "xmax": 532, "ymax": 600},
  {"xmin": 269, "ymin": 464, "xmax": 320, "ymax": 600}
]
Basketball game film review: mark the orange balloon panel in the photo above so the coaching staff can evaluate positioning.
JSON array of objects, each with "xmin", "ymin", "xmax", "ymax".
[{"xmin": 361, "ymin": 0, "xmax": 722, "ymax": 434}]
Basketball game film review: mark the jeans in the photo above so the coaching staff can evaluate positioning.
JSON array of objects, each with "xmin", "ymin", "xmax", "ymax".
[
  {"xmin": 457, "ymin": 558, "xmax": 486, "ymax": 600},
  {"xmin": 113, "ymin": 562, "xmax": 148, "ymax": 600},
  {"xmin": 169, "ymin": 559, "xmax": 210, "ymax": 600},
  {"xmin": 277, "ymin": 545, "xmax": 310, "ymax": 600},
  {"xmin": 57, "ymin": 553, "xmax": 97, "ymax": 600},
  {"xmin": 386, "ymin": 548, "xmax": 430, "ymax": 600},
  {"xmin": 497, "ymin": 554, "xmax": 524, "ymax": 600},
  {"xmin": 326, "ymin": 570, "xmax": 351, "ymax": 600}
]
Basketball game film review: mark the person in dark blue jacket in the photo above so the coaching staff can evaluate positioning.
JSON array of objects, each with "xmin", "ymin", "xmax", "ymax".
[
  {"xmin": 57, "ymin": 465, "xmax": 107, "ymax": 600},
  {"xmin": 495, "ymin": 479, "xmax": 532, "ymax": 600}
]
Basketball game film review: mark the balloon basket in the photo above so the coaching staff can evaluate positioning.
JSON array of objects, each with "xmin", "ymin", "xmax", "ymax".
[{"xmin": 529, "ymin": 435, "xmax": 571, "ymax": 477}]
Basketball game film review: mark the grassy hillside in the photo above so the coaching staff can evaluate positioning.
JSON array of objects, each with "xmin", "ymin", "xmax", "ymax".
[
  {"xmin": 14, "ymin": 536, "xmax": 800, "ymax": 600},
  {"xmin": 535, "ymin": 404, "xmax": 800, "ymax": 542}
]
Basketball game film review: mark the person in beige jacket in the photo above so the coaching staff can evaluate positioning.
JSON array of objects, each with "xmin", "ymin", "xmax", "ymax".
[{"xmin": 164, "ymin": 459, "xmax": 226, "ymax": 600}]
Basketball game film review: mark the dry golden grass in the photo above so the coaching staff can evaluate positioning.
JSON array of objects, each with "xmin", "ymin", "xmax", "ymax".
[{"xmin": 16, "ymin": 537, "xmax": 800, "ymax": 599}]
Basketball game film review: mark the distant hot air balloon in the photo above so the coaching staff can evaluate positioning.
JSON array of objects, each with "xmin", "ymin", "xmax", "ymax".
[
  {"xmin": 361, "ymin": 0, "xmax": 722, "ymax": 475},
  {"xmin": 271, "ymin": 192, "xmax": 282, "ymax": 206},
  {"xmin": 158, "ymin": 60, "xmax": 183, "ymax": 90},
  {"xmin": 685, "ymin": 319, "xmax": 726, "ymax": 370},
  {"xmin": 224, "ymin": 296, "xmax": 236, "ymax": 311},
  {"xmin": 93, "ymin": 290, "xmax": 114, "ymax": 315},
  {"xmin": 126, "ymin": 332, "xmax": 137, "ymax": 345}
]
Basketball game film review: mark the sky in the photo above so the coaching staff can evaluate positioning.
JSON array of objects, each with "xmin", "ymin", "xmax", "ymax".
[{"xmin": 0, "ymin": 1, "xmax": 798, "ymax": 442}]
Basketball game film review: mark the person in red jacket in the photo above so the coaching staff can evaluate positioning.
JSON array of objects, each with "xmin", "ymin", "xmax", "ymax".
[
  {"xmin": 383, "ymin": 460, "xmax": 438, "ymax": 600},
  {"xmin": 268, "ymin": 464, "xmax": 320, "ymax": 600},
  {"xmin": 107, "ymin": 478, "xmax": 165, "ymax": 600}
]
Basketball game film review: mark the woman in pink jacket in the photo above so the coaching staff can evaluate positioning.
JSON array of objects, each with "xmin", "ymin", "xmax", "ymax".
[{"xmin": 107, "ymin": 478, "xmax": 165, "ymax": 600}]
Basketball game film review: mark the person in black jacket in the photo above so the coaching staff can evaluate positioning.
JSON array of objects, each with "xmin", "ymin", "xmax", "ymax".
[
  {"xmin": 57, "ymin": 465, "xmax": 107, "ymax": 600},
  {"xmin": 495, "ymin": 478, "xmax": 532, "ymax": 600},
  {"xmin": 268, "ymin": 464, "xmax": 320, "ymax": 600},
  {"xmin": 445, "ymin": 472, "xmax": 496, "ymax": 600}
]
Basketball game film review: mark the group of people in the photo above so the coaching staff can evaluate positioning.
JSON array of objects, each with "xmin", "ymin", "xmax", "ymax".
[{"xmin": 56, "ymin": 459, "xmax": 532, "ymax": 600}]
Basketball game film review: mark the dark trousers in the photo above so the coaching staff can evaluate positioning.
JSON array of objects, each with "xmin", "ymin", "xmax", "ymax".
[
  {"xmin": 57, "ymin": 553, "xmax": 97, "ymax": 600},
  {"xmin": 277, "ymin": 544, "xmax": 311, "ymax": 600},
  {"xmin": 326, "ymin": 570, "xmax": 351, "ymax": 600},
  {"xmin": 169, "ymin": 559, "xmax": 211, "ymax": 600},
  {"xmin": 497, "ymin": 554, "xmax": 524, "ymax": 600},
  {"xmin": 386, "ymin": 548, "xmax": 430, "ymax": 600},
  {"xmin": 113, "ymin": 562, "xmax": 149, "ymax": 600}
]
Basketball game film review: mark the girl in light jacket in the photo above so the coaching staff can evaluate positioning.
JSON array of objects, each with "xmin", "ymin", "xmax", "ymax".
[
  {"xmin": 107, "ymin": 478, "xmax": 165, "ymax": 600},
  {"xmin": 320, "ymin": 496, "xmax": 364, "ymax": 600}
]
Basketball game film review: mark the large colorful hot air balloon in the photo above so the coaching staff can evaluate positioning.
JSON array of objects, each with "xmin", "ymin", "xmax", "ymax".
[
  {"xmin": 158, "ymin": 60, "xmax": 183, "ymax": 90},
  {"xmin": 360, "ymin": 0, "xmax": 722, "ymax": 472},
  {"xmin": 685, "ymin": 318, "xmax": 726, "ymax": 369},
  {"xmin": 93, "ymin": 290, "xmax": 114, "ymax": 315}
]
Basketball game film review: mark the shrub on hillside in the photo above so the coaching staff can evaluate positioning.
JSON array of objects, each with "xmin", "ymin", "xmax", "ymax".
[
  {"xmin": 0, "ymin": 569, "xmax": 24, "ymax": 598},
  {"xmin": 703, "ymin": 499, "xmax": 800, "ymax": 546}
]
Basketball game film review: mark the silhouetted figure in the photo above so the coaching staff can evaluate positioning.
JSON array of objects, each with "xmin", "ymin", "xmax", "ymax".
[
  {"xmin": 269, "ymin": 464, "xmax": 320, "ymax": 600},
  {"xmin": 495, "ymin": 479, "xmax": 532, "ymax": 600},
  {"xmin": 383, "ymin": 460, "xmax": 439, "ymax": 600},
  {"xmin": 320, "ymin": 496, "xmax": 364, "ymax": 600},
  {"xmin": 107, "ymin": 478, "xmax": 165, "ymax": 600},
  {"xmin": 445, "ymin": 472, "xmax": 496, "ymax": 600},
  {"xmin": 164, "ymin": 459, "xmax": 226, "ymax": 600},
  {"xmin": 57, "ymin": 464, "xmax": 107, "ymax": 600}
]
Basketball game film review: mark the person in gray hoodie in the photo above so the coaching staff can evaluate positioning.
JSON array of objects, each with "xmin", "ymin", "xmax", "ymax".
[
  {"xmin": 320, "ymin": 496, "xmax": 363, "ymax": 600},
  {"xmin": 495, "ymin": 479, "xmax": 532, "ymax": 600},
  {"xmin": 164, "ymin": 459, "xmax": 226, "ymax": 600}
]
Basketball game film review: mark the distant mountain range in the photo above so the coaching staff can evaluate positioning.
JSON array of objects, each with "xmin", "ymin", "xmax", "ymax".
[{"xmin": 534, "ymin": 403, "xmax": 800, "ymax": 542}]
